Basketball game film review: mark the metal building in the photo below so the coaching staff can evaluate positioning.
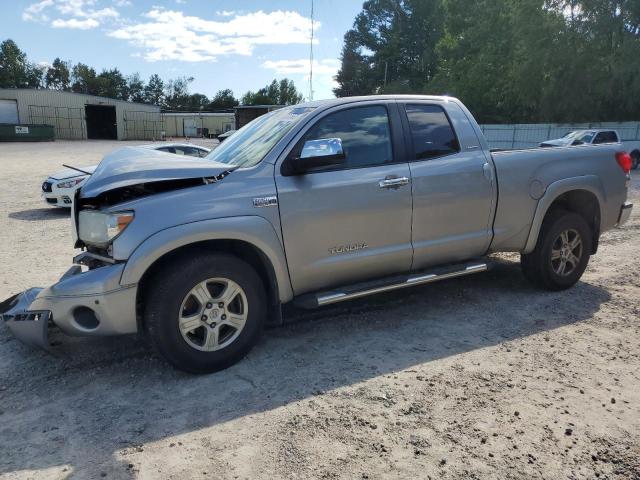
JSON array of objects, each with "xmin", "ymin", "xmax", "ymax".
[
  {"xmin": 0, "ymin": 88, "xmax": 161, "ymax": 140},
  {"xmin": 162, "ymin": 112, "xmax": 235, "ymax": 138}
]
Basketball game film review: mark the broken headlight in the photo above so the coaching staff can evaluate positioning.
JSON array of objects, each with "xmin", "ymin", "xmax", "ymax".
[{"xmin": 78, "ymin": 210, "xmax": 134, "ymax": 247}]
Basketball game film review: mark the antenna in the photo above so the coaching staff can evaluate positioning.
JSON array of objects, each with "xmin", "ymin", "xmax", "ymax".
[{"xmin": 309, "ymin": 0, "xmax": 314, "ymax": 101}]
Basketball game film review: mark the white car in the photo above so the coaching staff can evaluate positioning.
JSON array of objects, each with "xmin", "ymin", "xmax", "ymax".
[{"xmin": 41, "ymin": 143, "xmax": 211, "ymax": 207}]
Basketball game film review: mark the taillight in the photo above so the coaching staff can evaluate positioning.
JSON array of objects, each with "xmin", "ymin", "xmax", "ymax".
[{"xmin": 616, "ymin": 152, "xmax": 632, "ymax": 174}]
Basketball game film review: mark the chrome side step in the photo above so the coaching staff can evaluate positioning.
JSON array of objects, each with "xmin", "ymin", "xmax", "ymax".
[{"xmin": 296, "ymin": 261, "xmax": 488, "ymax": 309}]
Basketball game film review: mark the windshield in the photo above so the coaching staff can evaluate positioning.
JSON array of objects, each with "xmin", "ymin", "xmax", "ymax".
[{"xmin": 206, "ymin": 106, "xmax": 316, "ymax": 168}]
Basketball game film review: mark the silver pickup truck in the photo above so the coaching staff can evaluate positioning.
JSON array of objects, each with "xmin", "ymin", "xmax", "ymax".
[{"xmin": 1, "ymin": 95, "xmax": 633, "ymax": 373}]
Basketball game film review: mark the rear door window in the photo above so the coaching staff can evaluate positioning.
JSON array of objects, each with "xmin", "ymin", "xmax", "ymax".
[{"xmin": 404, "ymin": 104, "xmax": 460, "ymax": 160}]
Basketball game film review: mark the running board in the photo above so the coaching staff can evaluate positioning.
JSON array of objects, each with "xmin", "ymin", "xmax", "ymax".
[{"xmin": 294, "ymin": 261, "xmax": 488, "ymax": 309}]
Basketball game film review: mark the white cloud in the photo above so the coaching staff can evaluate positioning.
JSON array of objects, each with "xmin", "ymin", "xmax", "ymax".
[
  {"xmin": 22, "ymin": 0, "xmax": 55, "ymax": 21},
  {"xmin": 52, "ymin": 17, "xmax": 100, "ymax": 29},
  {"xmin": 22, "ymin": 0, "xmax": 119, "ymax": 29},
  {"xmin": 216, "ymin": 10, "xmax": 235, "ymax": 17},
  {"xmin": 108, "ymin": 9, "xmax": 318, "ymax": 62},
  {"xmin": 262, "ymin": 58, "xmax": 339, "ymax": 75}
]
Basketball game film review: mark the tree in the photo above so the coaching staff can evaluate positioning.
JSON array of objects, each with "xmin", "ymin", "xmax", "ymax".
[
  {"xmin": 208, "ymin": 88, "xmax": 239, "ymax": 109},
  {"xmin": 334, "ymin": 0, "xmax": 640, "ymax": 123},
  {"xmin": 184, "ymin": 93, "xmax": 210, "ymax": 111},
  {"xmin": 71, "ymin": 63, "xmax": 98, "ymax": 94},
  {"xmin": 0, "ymin": 39, "xmax": 42, "ymax": 88},
  {"xmin": 334, "ymin": 0, "xmax": 444, "ymax": 97},
  {"xmin": 333, "ymin": 30, "xmax": 374, "ymax": 97},
  {"xmin": 144, "ymin": 74, "xmax": 164, "ymax": 106},
  {"xmin": 95, "ymin": 68, "xmax": 128, "ymax": 100},
  {"xmin": 127, "ymin": 73, "xmax": 145, "ymax": 103},
  {"xmin": 241, "ymin": 78, "xmax": 303, "ymax": 105},
  {"xmin": 164, "ymin": 76, "xmax": 194, "ymax": 110},
  {"xmin": 45, "ymin": 58, "xmax": 71, "ymax": 90}
]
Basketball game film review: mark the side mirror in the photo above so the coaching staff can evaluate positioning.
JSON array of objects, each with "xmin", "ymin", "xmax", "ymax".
[
  {"xmin": 572, "ymin": 140, "xmax": 584, "ymax": 146},
  {"xmin": 282, "ymin": 138, "xmax": 345, "ymax": 175}
]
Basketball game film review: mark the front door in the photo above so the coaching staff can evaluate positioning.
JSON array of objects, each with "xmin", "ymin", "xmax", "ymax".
[
  {"xmin": 276, "ymin": 103, "xmax": 413, "ymax": 295},
  {"xmin": 400, "ymin": 101, "xmax": 496, "ymax": 270}
]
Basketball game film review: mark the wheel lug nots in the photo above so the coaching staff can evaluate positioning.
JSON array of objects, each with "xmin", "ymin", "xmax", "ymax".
[
  {"xmin": 201, "ymin": 315, "xmax": 208, "ymax": 321},
  {"xmin": 218, "ymin": 302, "xmax": 224, "ymax": 308},
  {"xmin": 206, "ymin": 302, "xmax": 213, "ymax": 309},
  {"xmin": 221, "ymin": 314, "xmax": 227, "ymax": 320}
]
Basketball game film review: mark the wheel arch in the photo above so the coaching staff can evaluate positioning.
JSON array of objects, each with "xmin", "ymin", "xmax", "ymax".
[
  {"xmin": 136, "ymin": 238, "xmax": 283, "ymax": 330},
  {"xmin": 524, "ymin": 176, "xmax": 604, "ymax": 255},
  {"xmin": 119, "ymin": 216, "xmax": 293, "ymax": 322}
]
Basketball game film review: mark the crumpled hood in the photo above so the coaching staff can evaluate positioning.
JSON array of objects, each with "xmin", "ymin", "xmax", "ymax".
[
  {"xmin": 49, "ymin": 165, "xmax": 98, "ymax": 180},
  {"xmin": 79, "ymin": 146, "xmax": 233, "ymax": 198}
]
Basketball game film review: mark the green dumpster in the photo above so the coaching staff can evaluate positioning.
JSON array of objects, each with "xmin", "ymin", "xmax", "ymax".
[{"xmin": 0, "ymin": 124, "xmax": 55, "ymax": 142}]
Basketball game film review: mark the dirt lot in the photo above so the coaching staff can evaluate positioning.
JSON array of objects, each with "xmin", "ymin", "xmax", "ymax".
[{"xmin": 0, "ymin": 140, "xmax": 639, "ymax": 480}]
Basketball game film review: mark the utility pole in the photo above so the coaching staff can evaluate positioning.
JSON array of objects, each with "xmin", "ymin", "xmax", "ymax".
[
  {"xmin": 384, "ymin": 61, "xmax": 388, "ymax": 87},
  {"xmin": 309, "ymin": 0, "xmax": 314, "ymax": 101}
]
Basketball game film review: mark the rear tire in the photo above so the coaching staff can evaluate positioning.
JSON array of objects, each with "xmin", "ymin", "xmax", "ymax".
[
  {"xmin": 144, "ymin": 252, "xmax": 266, "ymax": 373},
  {"xmin": 631, "ymin": 151, "xmax": 640, "ymax": 170},
  {"xmin": 521, "ymin": 209, "xmax": 592, "ymax": 291}
]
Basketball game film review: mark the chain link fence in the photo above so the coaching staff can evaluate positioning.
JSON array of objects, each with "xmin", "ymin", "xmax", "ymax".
[
  {"xmin": 124, "ymin": 110, "xmax": 164, "ymax": 140},
  {"xmin": 28, "ymin": 105, "xmax": 85, "ymax": 140}
]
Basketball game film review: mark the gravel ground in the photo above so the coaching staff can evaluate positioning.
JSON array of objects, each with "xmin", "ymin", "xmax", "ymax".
[{"xmin": 0, "ymin": 141, "xmax": 639, "ymax": 480}]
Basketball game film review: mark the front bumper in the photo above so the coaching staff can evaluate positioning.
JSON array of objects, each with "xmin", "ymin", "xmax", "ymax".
[
  {"xmin": 618, "ymin": 202, "xmax": 633, "ymax": 226},
  {"xmin": 0, "ymin": 263, "xmax": 138, "ymax": 349}
]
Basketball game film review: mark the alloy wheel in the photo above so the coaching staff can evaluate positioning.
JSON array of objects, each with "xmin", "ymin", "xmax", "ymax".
[
  {"xmin": 550, "ymin": 228, "xmax": 583, "ymax": 277},
  {"xmin": 178, "ymin": 278, "xmax": 248, "ymax": 352}
]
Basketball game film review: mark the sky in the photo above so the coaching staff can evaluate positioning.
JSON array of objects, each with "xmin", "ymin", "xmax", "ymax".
[{"xmin": 1, "ymin": 0, "xmax": 365, "ymax": 101}]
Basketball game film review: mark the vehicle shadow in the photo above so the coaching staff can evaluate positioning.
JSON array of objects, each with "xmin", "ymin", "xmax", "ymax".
[
  {"xmin": 8, "ymin": 207, "xmax": 70, "ymax": 221},
  {"xmin": 0, "ymin": 257, "xmax": 612, "ymax": 478}
]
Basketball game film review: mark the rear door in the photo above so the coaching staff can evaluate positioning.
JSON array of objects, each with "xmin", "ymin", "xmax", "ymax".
[
  {"xmin": 276, "ymin": 101, "xmax": 413, "ymax": 295},
  {"xmin": 399, "ymin": 100, "xmax": 496, "ymax": 270}
]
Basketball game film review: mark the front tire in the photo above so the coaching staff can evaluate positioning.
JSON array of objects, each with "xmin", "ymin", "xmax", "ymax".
[
  {"xmin": 144, "ymin": 252, "xmax": 266, "ymax": 373},
  {"xmin": 521, "ymin": 209, "xmax": 592, "ymax": 291}
]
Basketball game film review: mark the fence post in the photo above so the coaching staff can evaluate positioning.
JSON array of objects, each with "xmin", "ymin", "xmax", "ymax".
[
  {"xmin": 636, "ymin": 123, "xmax": 640, "ymax": 141},
  {"xmin": 512, "ymin": 125, "xmax": 517, "ymax": 149}
]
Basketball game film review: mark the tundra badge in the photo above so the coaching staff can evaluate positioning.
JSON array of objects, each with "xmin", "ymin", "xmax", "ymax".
[
  {"xmin": 253, "ymin": 196, "xmax": 278, "ymax": 208},
  {"xmin": 329, "ymin": 243, "xmax": 369, "ymax": 255}
]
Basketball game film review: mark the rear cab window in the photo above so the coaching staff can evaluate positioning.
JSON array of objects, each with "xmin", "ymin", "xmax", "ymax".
[{"xmin": 403, "ymin": 104, "xmax": 460, "ymax": 160}]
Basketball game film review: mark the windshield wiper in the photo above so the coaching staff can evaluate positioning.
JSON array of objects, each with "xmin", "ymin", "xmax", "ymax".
[{"xmin": 63, "ymin": 164, "xmax": 93, "ymax": 175}]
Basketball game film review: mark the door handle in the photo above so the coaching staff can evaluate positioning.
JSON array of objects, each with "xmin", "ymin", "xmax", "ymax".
[{"xmin": 379, "ymin": 176, "xmax": 410, "ymax": 189}]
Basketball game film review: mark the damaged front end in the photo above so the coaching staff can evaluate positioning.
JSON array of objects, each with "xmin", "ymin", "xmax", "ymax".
[
  {"xmin": 2, "ymin": 147, "xmax": 235, "ymax": 351},
  {"xmin": 0, "ymin": 288, "xmax": 50, "ymax": 349},
  {"xmin": 0, "ymin": 265, "xmax": 85, "ymax": 349}
]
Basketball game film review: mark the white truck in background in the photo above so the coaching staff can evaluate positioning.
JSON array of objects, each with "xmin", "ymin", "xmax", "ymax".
[{"xmin": 540, "ymin": 129, "xmax": 640, "ymax": 169}]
